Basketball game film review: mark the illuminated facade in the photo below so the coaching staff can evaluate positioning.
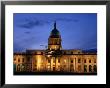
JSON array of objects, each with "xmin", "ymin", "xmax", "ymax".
[{"xmin": 14, "ymin": 22, "xmax": 97, "ymax": 73}]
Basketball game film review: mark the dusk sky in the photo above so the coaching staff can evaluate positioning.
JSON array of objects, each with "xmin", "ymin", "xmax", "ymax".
[{"xmin": 14, "ymin": 13, "xmax": 97, "ymax": 52}]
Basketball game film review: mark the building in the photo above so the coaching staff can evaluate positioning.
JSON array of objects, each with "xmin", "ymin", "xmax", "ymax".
[{"xmin": 14, "ymin": 22, "xmax": 97, "ymax": 73}]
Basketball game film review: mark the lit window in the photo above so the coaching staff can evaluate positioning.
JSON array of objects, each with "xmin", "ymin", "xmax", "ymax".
[
  {"xmin": 71, "ymin": 60, "xmax": 73, "ymax": 63},
  {"xmin": 93, "ymin": 65, "xmax": 97, "ymax": 72},
  {"xmin": 48, "ymin": 65, "xmax": 50, "ymax": 69},
  {"xmin": 94, "ymin": 59, "xmax": 96, "ymax": 63},
  {"xmin": 53, "ymin": 59, "xmax": 55, "ymax": 63},
  {"xmin": 78, "ymin": 52, "xmax": 80, "ymax": 54},
  {"xmin": 58, "ymin": 59, "xmax": 60, "ymax": 63},
  {"xmin": 78, "ymin": 59, "xmax": 81, "ymax": 63},
  {"xmin": 18, "ymin": 58, "xmax": 20, "ymax": 62},
  {"xmin": 89, "ymin": 65, "xmax": 92, "ymax": 72},
  {"xmin": 84, "ymin": 65, "xmax": 87, "ymax": 72},
  {"xmin": 41, "ymin": 52, "xmax": 43, "ymax": 55},
  {"xmin": 89, "ymin": 60, "xmax": 91, "ymax": 63},
  {"xmin": 48, "ymin": 59, "xmax": 50, "ymax": 63},
  {"xmin": 84, "ymin": 59, "xmax": 86, "ymax": 63},
  {"xmin": 64, "ymin": 60, "xmax": 66, "ymax": 63},
  {"xmin": 22, "ymin": 58, "xmax": 24, "ymax": 62}
]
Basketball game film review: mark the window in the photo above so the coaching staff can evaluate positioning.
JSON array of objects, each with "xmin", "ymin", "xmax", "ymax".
[
  {"xmin": 48, "ymin": 59, "xmax": 50, "ymax": 63},
  {"xmin": 22, "ymin": 58, "xmax": 24, "ymax": 62},
  {"xmin": 78, "ymin": 65, "xmax": 81, "ymax": 71},
  {"xmin": 93, "ymin": 65, "xmax": 97, "ymax": 72},
  {"xmin": 17, "ymin": 64, "xmax": 20, "ymax": 71},
  {"xmin": 58, "ymin": 59, "xmax": 60, "ymax": 63},
  {"xmin": 78, "ymin": 52, "xmax": 80, "ymax": 54},
  {"xmin": 94, "ymin": 59, "xmax": 96, "ymax": 63},
  {"xmin": 78, "ymin": 59, "xmax": 81, "ymax": 63},
  {"xmin": 58, "ymin": 66, "xmax": 60, "ymax": 71},
  {"xmin": 64, "ymin": 52, "xmax": 66, "ymax": 54},
  {"xmin": 89, "ymin": 60, "xmax": 91, "ymax": 63},
  {"xmin": 18, "ymin": 58, "xmax": 20, "ymax": 62},
  {"xmin": 41, "ymin": 52, "xmax": 43, "ymax": 55},
  {"xmin": 84, "ymin": 65, "xmax": 87, "ymax": 72},
  {"xmin": 89, "ymin": 65, "xmax": 92, "ymax": 72},
  {"xmin": 27, "ymin": 57, "xmax": 30, "ymax": 62},
  {"xmin": 47, "ymin": 65, "xmax": 50, "ymax": 70},
  {"xmin": 14, "ymin": 58, "xmax": 16, "ymax": 61},
  {"xmin": 22, "ymin": 64, "xmax": 25, "ymax": 71},
  {"xmin": 53, "ymin": 59, "xmax": 55, "ymax": 63},
  {"xmin": 71, "ymin": 60, "xmax": 73, "ymax": 63},
  {"xmin": 84, "ymin": 59, "xmax": 86, "ymax": 63},
  {"xmin": 64, "ymin": 59, "xmax": 66, "ymax": 63}
]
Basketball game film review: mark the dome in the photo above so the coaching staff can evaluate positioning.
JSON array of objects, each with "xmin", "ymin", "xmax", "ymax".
[
  {"xmin": 51, "ymin": 29, "xmax": 60, "ymax": 35},
  {"xmin": 50, "ymin": 22, "xmax": 60, "ymax": 38}
]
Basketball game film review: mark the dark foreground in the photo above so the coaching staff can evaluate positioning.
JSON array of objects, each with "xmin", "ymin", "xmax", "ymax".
[{"xmin": 14, "ymin": 72, "xmax": 97, "ymax": 75}]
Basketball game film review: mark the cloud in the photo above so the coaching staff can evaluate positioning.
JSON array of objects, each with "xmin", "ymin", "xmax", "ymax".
[
  {"xmin": 17, "ymin": 19, "xmax": 49, "ymax": 29},
  {"xmin": 25, "ymin": 31, "xmax": 31, "ymax": 34},
  {"xmin": 17, "ymin": 17, "xmax": 79, "ymax": 29},
  {"xmin": 56, "ymin": 18, "xmax": 79, "ymax": 22}
]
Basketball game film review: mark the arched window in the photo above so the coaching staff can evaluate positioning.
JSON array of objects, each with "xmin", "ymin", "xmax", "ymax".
[
  {"xmin": 18, "ymin": 58, "xmax": 20, "ymax": 62},
  {"xmin": 89, "ymin": 65, "xmax": 92, "ymax": 72},
  {"xmin": 84, "ymin": 59, "xmax": 86, "ymax": 63},
  {"xmin": 22, "ymin": 64, "xmax": 25, "ymax": 71},
  {"xmin": 58, "ymin": 59, "xmax": 60, "ymax": 63},
  {"xmin": 78, "ymin": 58, "xmax": 81, "ymax": 63},
  {"xmin": 71, "ymin": 60, "xmax": 73, "ymax": 63},
  {"xmin": 94, "ymin": 59, "xmax": 96, "ymax": 63},
  {"xmin": 93, "ymin": 65, "xmax": 97, "ymax": 72},
  {"xmin": 84, "ymin": 65, "xmax": 87, "ymax": 72},
  {"xmin": 17, "ymin": 64, "xmax": 20, "ymax": 71},
  {"xmin": 78, "ymin": 52, "xmax": 80, "ymax": 54},
  {"xmin": 64, "ymin": 59, "xmax": 66, "ymax": 63},
  {"xmin": 48, "ymin": 59, "xmax": 50, "ymax": 63},
  {"xmin": 41, "ymin": 52, "xmax": 43, "ymax": 55},
  {"xmin": 89, "ymin": 59, "xmax": 91, "ymax": 63},
  {"xmin": 22, "ymin": 58, "xmax": 24, "ymax": 62}
]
